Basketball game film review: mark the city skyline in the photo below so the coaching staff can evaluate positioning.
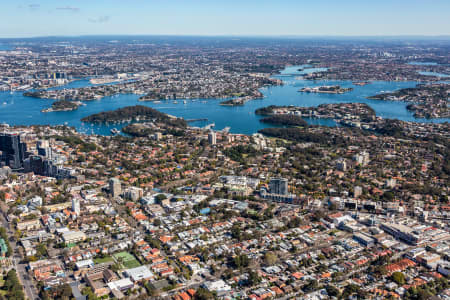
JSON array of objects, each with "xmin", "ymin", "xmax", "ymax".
[{"xmin": 1, "ymin": 0, "xmax": 450, "ymax": 38}]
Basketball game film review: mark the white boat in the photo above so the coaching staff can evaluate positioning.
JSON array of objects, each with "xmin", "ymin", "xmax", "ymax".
[
  {"xmin": 183, "ymin": 100, "xmax": 187, "ymax": 104},
  {"xmin": 110, "ymin": 128, "xmax": 120, "ymax": 135}
]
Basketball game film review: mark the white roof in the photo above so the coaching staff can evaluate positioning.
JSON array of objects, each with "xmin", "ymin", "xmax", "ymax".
[
  {"xmin": 125, "ymin": 265, "xmax": 154, "ymax": 281},
  {"xmin": 107, "ymin": 278, "xmax": 134, "ymax": 291},
  {"xmin": 56, "ymin": 227, "xmax": 70, "ymax": 234},
  {"xmin": 75, "ymin": 259, "xmax": 94, "ymax": 269},
  {"xmin": 203, "ymin": 280, "xmax": 232, "ymax": 292},
  {"xmin": 62, "ymin": 230, "xmax": 87, "ymax": 241}
]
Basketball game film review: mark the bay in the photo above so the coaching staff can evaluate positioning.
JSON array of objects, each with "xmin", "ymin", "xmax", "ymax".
[
  {"xmin": 0, "ymin": 66, "xmax": 448, "ymax": 136},
  {"xmin": 418, "ymin": 71, "xmax": 450, "ymax": 78},
  {"xmin": 0, "ymin": 44, "xmax": 12, "ymax": 51},
  {"xmin": 408, "ymin": 62, "xmax": 439, "ymax": 66}
]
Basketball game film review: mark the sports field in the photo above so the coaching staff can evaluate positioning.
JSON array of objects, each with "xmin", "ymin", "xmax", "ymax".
[{"xmin": 113, "ymin": 251, "xmax": 141, "ymax": 269}]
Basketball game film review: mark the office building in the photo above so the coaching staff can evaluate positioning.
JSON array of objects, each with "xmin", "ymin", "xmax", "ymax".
[
  {"xmin": 24, "ymin": 155, "xmax": 74, "ymax": 179},
  {"xmin": 153, "ymin": 132, "xmax": 162, "ymax": 141},
  {"xmin": 336, "ymin": 158, "xmax": 347, "ymax": 172},
  {"xmin": 208, "ymin": 130, "xmax": 217, "ymax": 145},
  {"xmin": 353, "ymin": 151, "xmax": 370, "ymax": 166},
  {"xmin": 0, "ymin": 133, "xmax": 27, "ymax": 169},
  {"xmin": 62, "ymin": 231, "xmax": 87, "ymax": 244},
  {"xmin": 72, "ymin": 197, "xmax": 81, "ymax": 215},
  {"xmin": 25, "ymin": 155, "xmax": 45, "ymax": 175},
  {"xmin": 269, "ymin": 178, "xmax": 288, "ymax": 195},
  {"xmin": 109, "ymin": 178, "xmax": 122, "ymax": 197},
  {"xmin": 354, "ymin": 186, "xmax": 363, "ymax": 198},
  {"xmin": 353, "ymin": 233, "xmax": 375, "ymax": 247},
  {"xmin": 37, "ymin": 140, "xmax": 53, "ymax": 160},
  {"xmin": 380, "ymin": 222, "xmax": 420, "ymax": 245},
  {"xmin": 123, "ymin": 187, "xmax": 143, "ymax": 201}
]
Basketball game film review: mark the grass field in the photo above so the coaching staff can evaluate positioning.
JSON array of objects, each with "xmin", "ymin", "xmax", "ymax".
[
  {"xmin": 113, "ymin": 252, "xmax": 141, "ymax": 269},
  {"xmin": 93, "ymin": 256, "xmax": 114, "ymax": 264}
]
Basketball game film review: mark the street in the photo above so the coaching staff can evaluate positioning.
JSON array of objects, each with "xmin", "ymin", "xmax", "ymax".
[{"xmin": 0, "ymin": 210, "xmax": 39, "ymax": 300}]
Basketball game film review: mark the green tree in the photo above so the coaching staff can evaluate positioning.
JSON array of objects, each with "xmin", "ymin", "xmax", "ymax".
[
  {"xmin": 391, "ymin": 272, "xmax": 406, "ymax": 285},
  {"xmin": 193, "ymin": 287, "xmax": 215, "ymax": 300},
  {"xmin": 326, "ymin": 285, "xmax": 340, "ymax": 297},
  {"xmin": 155, "ymin": 194, "xmax": 167, "ymax": 204},
  {"xmin": 264, "ymin": 251, "xmax": 277, "ymax": 266}
]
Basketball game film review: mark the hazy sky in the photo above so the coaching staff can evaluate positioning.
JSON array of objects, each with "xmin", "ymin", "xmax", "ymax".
[{"xmin": 1, "ymin": 0, "xmax": 449, "ymax": 37}]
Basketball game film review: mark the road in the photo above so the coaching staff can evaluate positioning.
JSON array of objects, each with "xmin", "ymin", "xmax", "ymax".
[{"xmin": 0, "ymin": 211, "xmax": 39, "ymax": 300}]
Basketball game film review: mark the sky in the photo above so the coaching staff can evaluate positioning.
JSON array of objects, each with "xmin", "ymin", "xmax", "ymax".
[{"xmin": 1, "ymin": 0, "xmax": 449, "ymax": 38}]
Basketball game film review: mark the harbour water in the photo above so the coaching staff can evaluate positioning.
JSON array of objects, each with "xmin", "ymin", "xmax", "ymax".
[
  {"xmin": 408, "ymin": 62, "xmax": 439, "ymax": 66},
  {"xmin": 418, "ymin": 71, "xmax": 450, "ymax": 78},
  {"xmin": 0, "ymin": 66, "xmax": 448, "ymax": 136},
  {"xmin": 0, "ymin": 44, "xmax": 12, "ymax": 51}
]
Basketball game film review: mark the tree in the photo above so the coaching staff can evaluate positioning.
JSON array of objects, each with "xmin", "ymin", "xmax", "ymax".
[
  {"xmin": 36, "ymin": 243, "xmax": 48, "ymax": 258},
  {"xmin": 341, "ymin": 284, "xmax": 367, "ymax": 299},
  {"xmin": 143, "ymin": 282, "xmax": 158, "ymax": 297},
  {"xmin": 247, "ymin": 270, "xmax": 261, "ymax": 286},
  {"xmin": 303, "ymin": 280, "xmax": 319, "ymax": 293},
  {"xmin": 233, "ymin": 254, "xmax": 250, "ymax": 268},
  {"xmin": 382, "ymin": 191, "xmax": 395, "ymax": 201},
  {"xmin": 230, "ymin": 224, "xmax": 242, "ymax": 241},
  {"xmin": 326, "ymin": 285, "xmax": 340, "ymax": 297},
  {"xmin": 264, "ymin": 251, "xmax": 277, "ymax": 266},
  {"xmin": 392, "ymin": 272, "xmax": 406, "ymax": 285},
  {"xmin": 81, "ymin": 286, "xmax": 98, "ymax": 300},
  {"xmin": 155, "ymin": 194, "xmax": 167, "ymax": 204},
  {"xmin": 287, "ymin": 216, "xmax": 302, "ymax": 228},
  {"xmin": 3, "ymin": 270, "xmax": 24, "ymax": 300},
  {"xmin": 193, "ymin": 288, "xmax": 214, "ymax": 300},
  {"xmin": 60, "ymin": 283, "xmax": 73, "ymax": 298}
]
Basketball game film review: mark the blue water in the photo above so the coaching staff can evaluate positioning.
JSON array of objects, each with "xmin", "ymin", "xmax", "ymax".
[
  {"xmin": 0, "ymin": 66, "xmax": 448, "ymax": 136},
  {"xmin": 48, "ymin": 78, "xmax": 94, "ymax": 90},
  {"xmin": 418, "ymin": 71, "xmax": 450, "ymax": 78},
  {"xmin": 279, "ymin": 65, "xmax": 328, "ymax": 75},
  {"xmin": 0, "ymin": 44, "xmax": 12, "ymax": 51},
  {"xmin": 408, "ymin": 62, "xmax": 439, "ymax": 66}
]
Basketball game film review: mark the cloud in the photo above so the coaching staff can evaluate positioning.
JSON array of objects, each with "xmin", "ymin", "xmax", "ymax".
[
  {"xmin": 56, "ymin": 6, "xmax": 80, "ymax": 12},
  {"xmin": 88, "ymin": 16, "xmax": 111, "ymax": 23}
]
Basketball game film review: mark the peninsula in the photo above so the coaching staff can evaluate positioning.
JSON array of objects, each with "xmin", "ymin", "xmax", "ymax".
[
  {"xmin": 81, "ymin": 105, "xmax": 187, "ymax": 128},
  {"xmin": 368, "ymin": 83, "xmax": 450, "ymax": 119},
  {"xmin": 256, "ymin": 103, "xmax": 377, "ymax": 128},
  {"xmin": 259, "ymin": 114, "xmax": 308, "ymax": 127}
]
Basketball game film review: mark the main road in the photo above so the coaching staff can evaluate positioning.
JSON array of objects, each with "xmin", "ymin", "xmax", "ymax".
[{"xmin": 0, "ymin": 209, "xmax": 39, "ymax": 300}]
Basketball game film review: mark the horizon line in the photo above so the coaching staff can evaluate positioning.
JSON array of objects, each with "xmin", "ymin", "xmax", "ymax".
[{"xmin": 1, "ymin": 33, "xmax": 450, "ymax": 40}]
